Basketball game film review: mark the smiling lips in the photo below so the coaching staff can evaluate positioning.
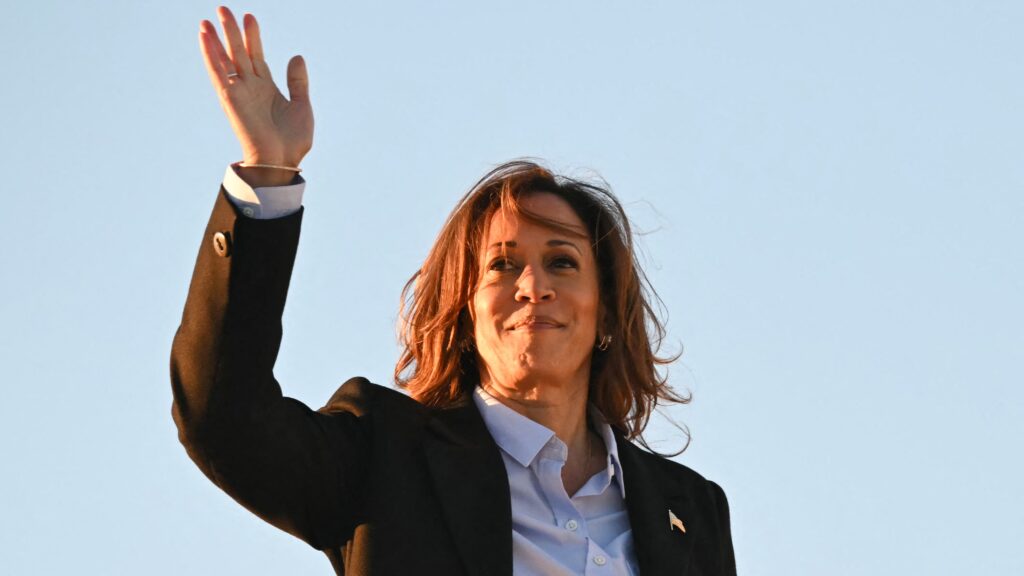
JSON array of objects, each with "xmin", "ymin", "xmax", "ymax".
[{"xmin": 508, "ymin": 316, "xmax": 564, "ymax": 331}]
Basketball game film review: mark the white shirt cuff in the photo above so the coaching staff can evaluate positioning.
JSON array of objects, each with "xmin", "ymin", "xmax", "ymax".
[{"xmin": 222, "ymin": 163, "xmax": 305, "ymax": 219}]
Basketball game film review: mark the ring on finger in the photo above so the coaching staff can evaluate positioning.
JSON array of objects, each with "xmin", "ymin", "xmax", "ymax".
[{"xmin": 227, "ymin": 71, "xmax": 240, "ymax": 78}]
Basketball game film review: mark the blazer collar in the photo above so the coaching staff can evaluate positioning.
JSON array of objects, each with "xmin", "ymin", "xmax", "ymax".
[
  {"xmin": 422, "ymin": 396, "xmax": 696, "ymax": 576},
  {"xmin": 616, "ymin": 432, "xmax": 698, "ymax": 576},
  {"xmin": 423, "ymin": 397, "xmax": 513, "ymax": 576}
]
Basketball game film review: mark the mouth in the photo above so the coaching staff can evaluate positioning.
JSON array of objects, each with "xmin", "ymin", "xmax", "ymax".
[{"xmin": 507, "ymin": 316, "xmax": 564, "ymax": 331}]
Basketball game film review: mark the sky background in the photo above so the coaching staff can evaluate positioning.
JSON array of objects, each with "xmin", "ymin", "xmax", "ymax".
[{"xmin": 1, "ymin": 1, "xmax": 1021, "ymax": 574}]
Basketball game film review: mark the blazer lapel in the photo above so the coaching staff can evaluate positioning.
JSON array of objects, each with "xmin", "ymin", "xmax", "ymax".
[
  {"xmin": 616, "ymin": 434, "xmax": 696, "ymax": 576},
  {"xmin": 423, "ymin": 400, "xmax": 513, "ymax": 576}
]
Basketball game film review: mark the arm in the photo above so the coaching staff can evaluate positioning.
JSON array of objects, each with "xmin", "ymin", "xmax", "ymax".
[
  {"xmin": 171, "ymin": 185, "xmax": 368, "ymax": 549},
  {"xmin": 171, "ymin": 7, "xmax": 362, "ymax": 549}
]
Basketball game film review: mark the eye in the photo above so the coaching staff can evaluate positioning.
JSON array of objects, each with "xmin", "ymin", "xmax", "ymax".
[
  {"xmin": 488, "ymin": 257, "xmax": 516, "ymax": 272},
  {"xmin": 550, "ymin": 256, "xmax": 579, "ymax": 269}
]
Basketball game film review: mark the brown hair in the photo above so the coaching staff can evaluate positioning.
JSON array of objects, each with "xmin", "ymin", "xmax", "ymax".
[{"xmin": 395, "ymin": 160, "xmax": 689, "ymax": 445}]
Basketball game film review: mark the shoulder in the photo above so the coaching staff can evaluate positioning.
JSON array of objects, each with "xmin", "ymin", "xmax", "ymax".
[
  {"xmin": 317, "ymin": 377, "xmax": 434, "ymax": 436},
  {"xmin": 318, "ymin": 377, "xmax": 429, "ymax": 425},
  {"xmin": 618, "ymin": 437, "xmax": 731, "ymax": 509},
  {"xmin": 619, "ymin": 439, "xmax": 706, "ymax": 483},
  {"xmin": 319, "ymin": 376, "xmax": 422, "ymax": 415}
]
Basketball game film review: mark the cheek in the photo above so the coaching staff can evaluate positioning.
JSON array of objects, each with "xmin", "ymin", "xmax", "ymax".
[
  {"xmin": 471, "ymin": 289, "xmax": 502, "ymax": 337},
  {"xmin": 580, "ymin": 301, "xmax": 600, "ymax": 338},
  {"xmin": 575, "ymin": 279, "xmax": 602, "ymax": 332}
]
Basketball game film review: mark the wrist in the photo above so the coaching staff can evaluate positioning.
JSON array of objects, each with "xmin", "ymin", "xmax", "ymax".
[
  {"xmin": 242, "ymin": 146, "xmax": 304, "ymax": 169},
  {"xmin": 234, "ymin": 162, "xmax": 300, "ymax": 187}
]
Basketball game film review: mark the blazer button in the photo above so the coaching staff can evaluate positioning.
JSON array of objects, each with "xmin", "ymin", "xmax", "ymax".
[{"xmin": 212, "ymin": 231, "xmax": 232, "ymax": 258}]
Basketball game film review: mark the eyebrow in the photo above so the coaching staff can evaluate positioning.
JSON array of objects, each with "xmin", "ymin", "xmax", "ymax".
[{"xmin": 487, "ymin": 240, "xmax": 583, "ymax": 255}]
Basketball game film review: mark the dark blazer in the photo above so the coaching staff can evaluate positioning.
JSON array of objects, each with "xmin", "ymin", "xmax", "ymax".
[{"xmin": 170, "ymin": 187, "xmax": 737, "ymax": 576}]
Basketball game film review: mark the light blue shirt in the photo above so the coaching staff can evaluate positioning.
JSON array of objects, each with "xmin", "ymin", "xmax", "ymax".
[
  {"xmin": 473, "ymin": 386, "xmax": 638, "ymax": 576},
  {"xmin": 221, "ymin": 167, "xmax": 639, "ymax": 574}
]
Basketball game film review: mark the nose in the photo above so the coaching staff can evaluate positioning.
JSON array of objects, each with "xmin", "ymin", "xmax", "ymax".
[{"xmin": 514, "ymin": 265, "xmax": 555, "ymax": 303}]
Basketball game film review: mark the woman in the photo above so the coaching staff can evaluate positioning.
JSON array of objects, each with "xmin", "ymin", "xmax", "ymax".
[{"xmin": 172, "ymin": 7, "xmax": 736, "ymax": 575}]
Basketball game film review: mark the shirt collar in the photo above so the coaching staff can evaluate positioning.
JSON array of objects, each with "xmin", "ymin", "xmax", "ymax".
[
  {"xmin": 472, "ymin": 385, "xmax": 627, "ymax": 497},
  {"xmin": 590, "ymin": 402, "xmax": 627, "ymax": 498}
]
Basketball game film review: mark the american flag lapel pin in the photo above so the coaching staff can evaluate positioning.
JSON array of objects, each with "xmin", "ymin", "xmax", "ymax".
[{"xmin": 668, "ymin": 509, "xmax": 686, "ymax": 534}]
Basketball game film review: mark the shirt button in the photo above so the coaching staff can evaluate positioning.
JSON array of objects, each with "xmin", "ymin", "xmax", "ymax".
[
  {"xmin": 565, "ymin": 519, "xmax": 578, "ymax": 531},
  {"xmin": 593, "ymin": 555, "xmax": 607, "ymax": 566}
]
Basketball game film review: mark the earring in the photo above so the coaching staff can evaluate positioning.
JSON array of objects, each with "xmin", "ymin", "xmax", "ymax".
[{"xmin": 597, "ymin": 334, "xmax": 612, "ymax": 351}]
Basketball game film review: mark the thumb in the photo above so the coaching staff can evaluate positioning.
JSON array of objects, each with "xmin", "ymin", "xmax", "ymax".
[{"xmin": 286, "ymin": 55, "xmax": 309, "ymax": 103}]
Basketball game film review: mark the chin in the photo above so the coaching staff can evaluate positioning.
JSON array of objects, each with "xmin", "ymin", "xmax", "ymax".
[
  {"xmin": 480, "ymin": 342, "xmax": 588, "ymax": 387},
  {"xmin": 511, "ymin": 353, "xmax": 582, "ymax": 382}
]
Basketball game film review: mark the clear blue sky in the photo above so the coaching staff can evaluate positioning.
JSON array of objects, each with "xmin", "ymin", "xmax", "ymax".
[{"xmin": 1, "ymin": 1, "xmax": 1021, "ymax": 574}]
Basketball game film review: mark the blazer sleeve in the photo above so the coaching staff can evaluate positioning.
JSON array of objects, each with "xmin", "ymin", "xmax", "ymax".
[{"xmin": 170, "ymin": 187, "xmax": 368, "ymax": 550}]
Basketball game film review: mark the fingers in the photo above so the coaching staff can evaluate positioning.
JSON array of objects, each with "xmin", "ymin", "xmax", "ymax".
[
  {"xmin": 200, "ymin": 7, "xmax": 298, "ymax": 99},
  {"xmin": 286, "ymin": 55, "xmax": 310, "ymax": 103},
  {"xmin": 242, "ymin": 14, "xmax": 264, "ymax": 62},
  {"xmin": 199, "ymin": 20, "xmax": 232, "ymax": 90},
  {"xmin": 217, "ymin": 6, "xmax": 253, "ymax": 77},
  {"xmin": 242, "ymin": 13, "xmax": 271, "ymax": 78}
]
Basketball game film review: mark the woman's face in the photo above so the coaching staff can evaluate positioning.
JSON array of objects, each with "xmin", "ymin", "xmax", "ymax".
[{"xmin": 471, "ymin": 192, "xmax": 601, "ymax": 396}]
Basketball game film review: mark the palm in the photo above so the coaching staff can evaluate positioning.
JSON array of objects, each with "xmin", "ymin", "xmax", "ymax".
[
  {"xmin": 270, "ymin": 91, "xmax": 314, "ymax": 156},
  {"xmin": 199, "ymin": 7, "xmax": 313, "ymax": 167}
]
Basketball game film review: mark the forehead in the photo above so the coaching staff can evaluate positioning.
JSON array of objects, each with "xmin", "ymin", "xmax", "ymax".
[{"xmin": 482, "ymin": 192, "xmax": 588, "ymax": 243}]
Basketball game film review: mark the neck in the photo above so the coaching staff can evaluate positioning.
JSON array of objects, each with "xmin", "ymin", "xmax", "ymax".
[
  {"xmin": 483, "ymin": 379, "xmax": 589, "ymax": 446},
  {"xmin": 479, "ymin": 371, "xmax": 607, "ymax": 494},
  {"xmin": 480, "ymin": 372, "xmax": 590, "ymax": 448}
]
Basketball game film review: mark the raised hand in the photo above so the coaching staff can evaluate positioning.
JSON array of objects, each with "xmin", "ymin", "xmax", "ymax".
[{"xmin": 199, "ymin": 7, "xmax": 313, "ymax": 184}]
